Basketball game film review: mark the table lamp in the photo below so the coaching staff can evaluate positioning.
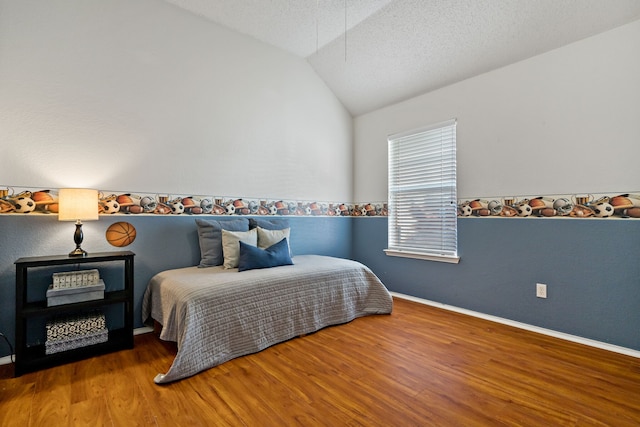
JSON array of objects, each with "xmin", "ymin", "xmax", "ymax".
[{"xmin": 58, "ymin": 188, "xmax": 99, "ymax": 257}]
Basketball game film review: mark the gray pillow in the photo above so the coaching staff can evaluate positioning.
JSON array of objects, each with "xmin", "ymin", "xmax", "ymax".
[
  {"xmin": 195, "ymin": 218, "xmax": 250, "ymax": 267},
  {"xmin": 248, "ymin": 218, "xmax": 290, "ymax": 230}
]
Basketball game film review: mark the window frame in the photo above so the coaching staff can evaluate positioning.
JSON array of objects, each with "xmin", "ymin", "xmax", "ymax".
[{"xmin": 384, "ymin": 119, "xmax": 460, "ymax": 264}]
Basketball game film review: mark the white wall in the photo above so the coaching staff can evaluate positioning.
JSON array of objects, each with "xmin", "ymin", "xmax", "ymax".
[
  {"xmin": 354, "ymin": 19, "xmax": 640, "ymax": 202},
  {"xmin": 0, "ymin": 0, "xmax": 353, "ymax": 202}
]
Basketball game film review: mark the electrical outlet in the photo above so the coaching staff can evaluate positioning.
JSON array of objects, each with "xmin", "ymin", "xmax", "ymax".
[{"xmin": 536, "ymin": 283, "xmax": 547, "ymax": 298}]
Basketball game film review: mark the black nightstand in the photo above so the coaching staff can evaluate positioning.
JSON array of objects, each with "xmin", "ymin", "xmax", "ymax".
[{"xmin": 14, "ymin": 251, "xmax": 134, "ymax": 376}]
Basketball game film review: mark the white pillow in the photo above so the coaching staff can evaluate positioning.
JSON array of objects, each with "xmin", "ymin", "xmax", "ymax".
[
  {"xmin": 221, "ymin": 228, "xmax": 258, "ymax": 269},
  {"xmin": 257, "ymin": 227, "xmax": 291, "ymax": 251}
]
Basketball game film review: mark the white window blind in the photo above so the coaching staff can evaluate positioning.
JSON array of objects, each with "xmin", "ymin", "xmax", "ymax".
[{"xmin": 385, "ymin": 119, "xmax": 459, "ymax": 263}]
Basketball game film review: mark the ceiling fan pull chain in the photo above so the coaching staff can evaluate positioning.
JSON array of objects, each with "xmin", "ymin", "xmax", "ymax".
[{"xmin": 344, "ymin": 0, "xmax": 347, "ymax": 61}]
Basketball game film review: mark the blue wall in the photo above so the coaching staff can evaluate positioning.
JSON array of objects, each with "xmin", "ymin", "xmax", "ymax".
[
  {"xmin": 2, "ymin": 214, "xmax": 638, "ymax": 358},
  {"xmin": 0, "ymin": 215, "xmax": 352, "ymax": 357},
  {"xmin": 352, "ymin": 217, "xmax": 640, "ymax": 351}
]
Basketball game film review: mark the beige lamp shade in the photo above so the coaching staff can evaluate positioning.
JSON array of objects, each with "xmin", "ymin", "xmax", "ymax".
[{"xmin": 58, "ymin": 188, "xmax": 99, "ymax": 221}]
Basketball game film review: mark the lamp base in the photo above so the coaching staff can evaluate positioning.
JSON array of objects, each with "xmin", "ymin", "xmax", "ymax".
[
  {"xmin": 69, "ymin": 247, "xmax": 88, "ymax": 257},
  {"xmin": 69, "ymin": 221, "xmax": 88, "ymax": 257}
]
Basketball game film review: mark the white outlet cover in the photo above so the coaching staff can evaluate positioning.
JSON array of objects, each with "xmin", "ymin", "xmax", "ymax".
[{"xmin": 536, "ymin": 283, "xmax": 547, "ymax": 298}]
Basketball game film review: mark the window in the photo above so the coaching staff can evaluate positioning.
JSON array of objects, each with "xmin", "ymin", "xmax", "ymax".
[{"xmin": 385, "ymin": 119, "xmax": 459, "ymax": 263}]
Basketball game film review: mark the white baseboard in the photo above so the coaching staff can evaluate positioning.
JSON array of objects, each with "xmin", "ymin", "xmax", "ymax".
[
  {"xmin": 134, "ymin": 326, "xmax": 153, "ymax": 335},
  {"xmin": 391, "ymin": 292, "xmax": 640, "ymax": 359},
  {"xmin": 0, "ymin": 326, "xmax": 155, "ymax": 366}
]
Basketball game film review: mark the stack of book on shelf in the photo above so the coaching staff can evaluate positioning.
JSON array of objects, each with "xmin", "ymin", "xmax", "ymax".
[
  {"xmin": 46, "ymin": 269, "xmax": 105, "ymax": 306},
  {"xmin": 45, "ymin": 311, "xmax": 108, "ymax": 354}
]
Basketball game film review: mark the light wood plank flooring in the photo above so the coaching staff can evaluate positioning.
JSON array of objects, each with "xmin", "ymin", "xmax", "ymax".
[{"xmin": 1, "ymin": 297, "xmax": 639, "ymax": 426}]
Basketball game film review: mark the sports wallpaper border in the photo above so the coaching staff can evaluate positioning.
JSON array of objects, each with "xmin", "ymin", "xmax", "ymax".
[
  {"xmin": 0, "ymin": 186, "xmax": 638, "ymax": 219},
  {"xmin": 456, "ymin": 193, "xmax": 640, "ymax": 219},
  {"xmin": 0, "ymin": 187, "xmax": 369, "ymax": 217}
]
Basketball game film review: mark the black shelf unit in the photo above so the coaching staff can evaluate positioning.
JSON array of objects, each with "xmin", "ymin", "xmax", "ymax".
[{"xmin": 14, "ymin": 251, "xmax": 134, "ymax": 376}]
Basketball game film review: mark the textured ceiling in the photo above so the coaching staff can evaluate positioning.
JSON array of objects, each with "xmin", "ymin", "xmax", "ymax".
[{"xmin": 165, "ymin": 0, "xmax": 640, "ymax": 116}]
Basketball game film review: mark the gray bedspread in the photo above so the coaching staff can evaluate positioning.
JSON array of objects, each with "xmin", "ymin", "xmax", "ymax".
[{"xmin": 141, "ymin": 255, "xmax": 393, "ymax": 383}]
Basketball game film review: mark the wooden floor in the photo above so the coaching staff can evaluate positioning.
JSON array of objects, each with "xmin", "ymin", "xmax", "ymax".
[{"xmin": 1, "ymin": 297, "xmax": 639, "ymax": 426}]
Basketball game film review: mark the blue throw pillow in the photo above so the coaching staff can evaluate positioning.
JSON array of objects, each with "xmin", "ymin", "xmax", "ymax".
[{"xmin": 238, "ymin": 238, "xmax": 293, "ymax": 272}]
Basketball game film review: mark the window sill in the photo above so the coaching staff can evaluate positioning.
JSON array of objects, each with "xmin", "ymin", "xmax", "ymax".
[{"xmin": 384, "ymin": 249, "xmax": 460, "ymax": 264}]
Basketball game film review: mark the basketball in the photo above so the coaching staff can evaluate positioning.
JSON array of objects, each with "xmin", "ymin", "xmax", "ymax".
[{"xmin": 106, "ymin": 222, "xmax": 136, "ymax": 247}]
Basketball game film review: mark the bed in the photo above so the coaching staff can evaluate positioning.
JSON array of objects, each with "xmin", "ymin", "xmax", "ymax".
[{"xmin": 142, "ymin": 249, "xmax": 393, "ymax": 383}]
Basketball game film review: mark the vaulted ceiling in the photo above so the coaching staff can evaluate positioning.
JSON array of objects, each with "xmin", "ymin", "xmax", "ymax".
[{"xmin": 165, "ymin": 0, "xmax": 640, "ymax": 116}]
